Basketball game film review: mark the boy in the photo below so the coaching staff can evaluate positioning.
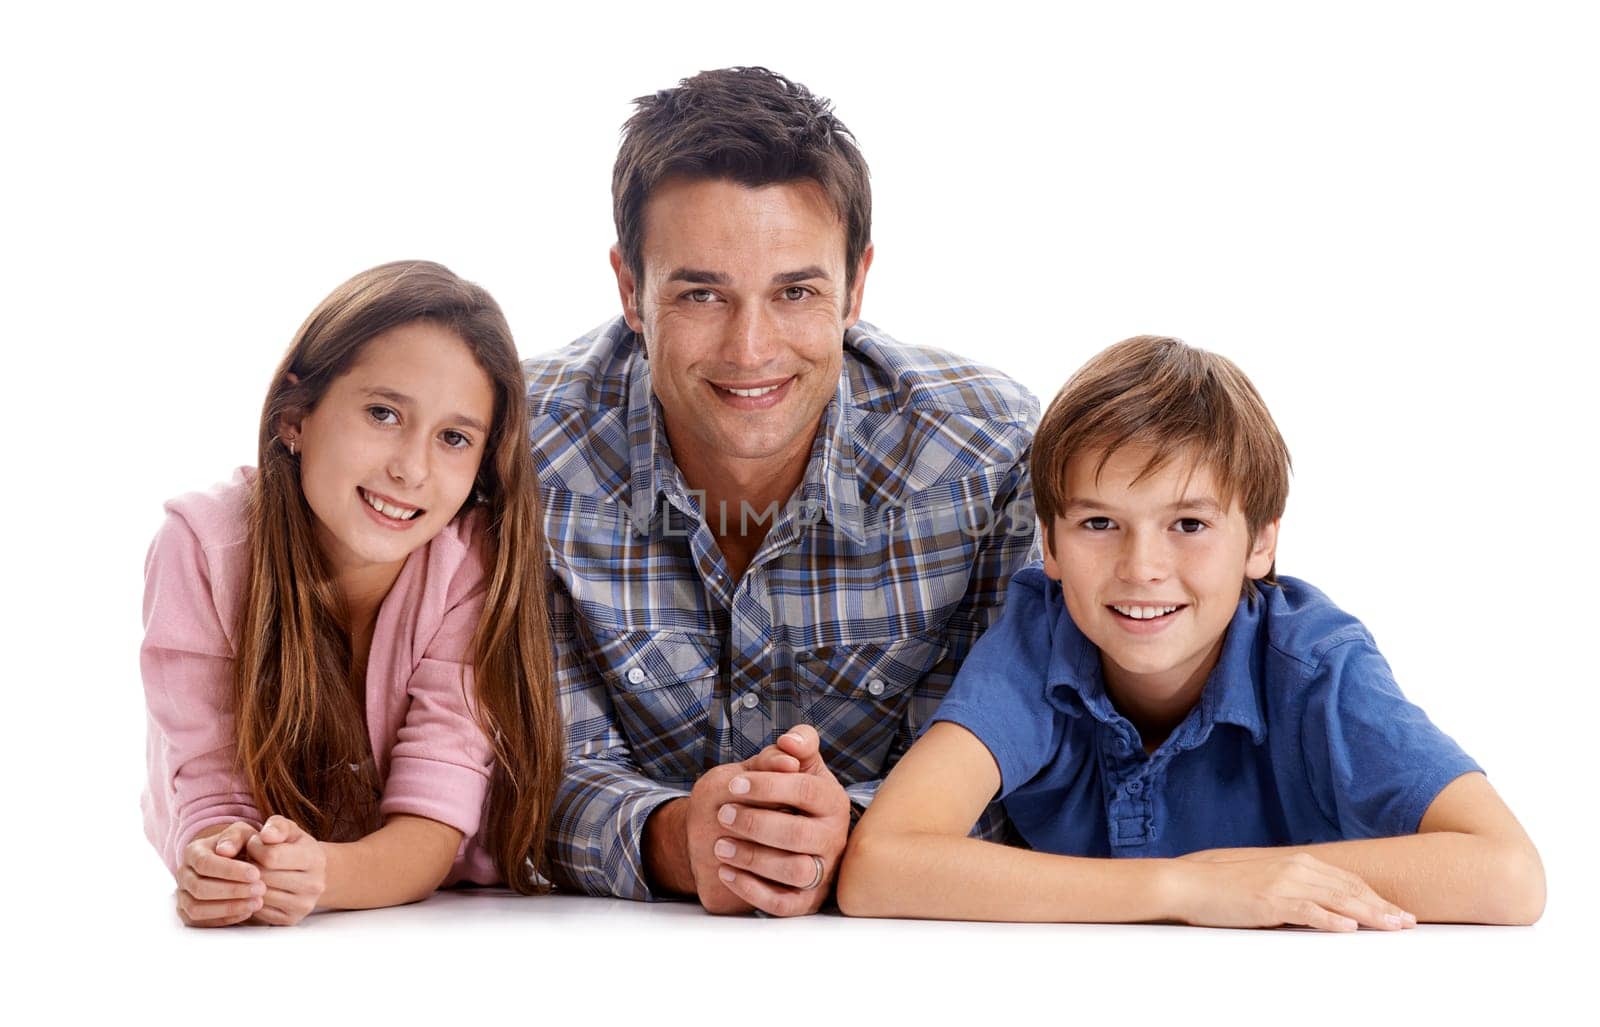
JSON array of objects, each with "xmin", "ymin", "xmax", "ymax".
[{"xmin": 834, "ymin": 335, "xmax": 1544, "ymax": 929}]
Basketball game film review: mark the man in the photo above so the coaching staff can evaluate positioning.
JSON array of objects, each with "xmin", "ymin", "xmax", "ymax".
[{"xmin": 525, "ymin": 67, "xmax": 1038, "ymax": 916}]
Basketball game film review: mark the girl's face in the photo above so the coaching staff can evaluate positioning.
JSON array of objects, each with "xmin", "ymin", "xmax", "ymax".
[{"xmin": 286, "ymin": 321, "xmax": 495, "ymax": 595}]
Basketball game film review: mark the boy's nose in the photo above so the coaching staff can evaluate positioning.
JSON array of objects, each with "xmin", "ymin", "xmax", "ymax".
[{"xmin": 1116, "ymin": 530, "xmax": 1169, "ymax": 582}]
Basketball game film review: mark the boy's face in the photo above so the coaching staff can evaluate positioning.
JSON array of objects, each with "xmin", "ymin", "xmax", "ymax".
[{"xmin": 1043, "ymin": 445, "xmax": 1278, "ymax": 713}]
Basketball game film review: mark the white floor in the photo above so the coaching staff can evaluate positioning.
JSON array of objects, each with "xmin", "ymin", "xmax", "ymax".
[{"xmin": 45, "ymin": 882, "xmax": 1583, "ymax": 1024}]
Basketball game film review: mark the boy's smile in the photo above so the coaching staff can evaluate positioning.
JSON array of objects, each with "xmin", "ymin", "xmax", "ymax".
[{"xmin": 1044, "ymin": 445, "xmax": 1278, "ymax": 737}]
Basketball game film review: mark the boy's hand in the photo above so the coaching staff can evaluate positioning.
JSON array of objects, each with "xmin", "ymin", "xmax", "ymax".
[
  {"xmin": 1173, "ymin": 850, "xmax": 1416, "ymax": 932},
  {"xmin": 243, "ymin": 815, "xmax": 327, "ymax": 926},
  {"xmin": 175, "ymin": 822, "xmax": 265, "ymax": 927}
]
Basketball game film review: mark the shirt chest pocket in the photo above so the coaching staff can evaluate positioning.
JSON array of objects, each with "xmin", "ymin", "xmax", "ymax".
[
  {"xmin": 585, "ymin": 629, "xmax": 720, "ymax": 780},
  {"xmin": 792, "ymin": 633, "xmax": 948, "ymax": 782}
]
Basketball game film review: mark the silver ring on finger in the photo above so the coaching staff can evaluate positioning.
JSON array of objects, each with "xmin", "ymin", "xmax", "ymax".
[{"xmin": 801, "ymin": 854, "xmax": 825, "ymax": 891}]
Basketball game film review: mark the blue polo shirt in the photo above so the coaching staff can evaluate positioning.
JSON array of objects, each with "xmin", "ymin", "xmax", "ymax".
[{"xmin": 930, "ymin": 566, "xmax": 1481, "ymax": 856}]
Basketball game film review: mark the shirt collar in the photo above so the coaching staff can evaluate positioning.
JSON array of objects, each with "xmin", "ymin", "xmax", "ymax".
[
  {"xmin": 1043, "ymin": 586, "xmax": 1268, "ymax": 747},
  {"xmin": 623, "ymin": 334, "xmax": 866, "ymax": 545}
]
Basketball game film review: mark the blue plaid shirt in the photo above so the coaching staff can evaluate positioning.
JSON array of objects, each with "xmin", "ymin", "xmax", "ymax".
[{"xmin": 525, "ymin": 317, "xmax": 1039, "ymax": 899}]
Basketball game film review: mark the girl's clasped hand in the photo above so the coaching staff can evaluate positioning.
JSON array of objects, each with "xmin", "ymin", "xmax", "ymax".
[{"xmin": 176, "ymin": 817, "xmax": 326, "ymax": 927}]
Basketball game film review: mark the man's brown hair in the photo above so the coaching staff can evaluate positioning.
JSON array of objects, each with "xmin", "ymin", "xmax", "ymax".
[
  {"xmin": 612, "ymin": 67, "xmax": 872, "ymax": 296},
  {"xmin": 1031, "ymin": 335, "xmax": 1292, "ymax": 581}
]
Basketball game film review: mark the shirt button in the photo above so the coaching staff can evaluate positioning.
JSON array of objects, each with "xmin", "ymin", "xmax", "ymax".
[
  {"xmin": 1126, "ymin": 780, "xmax": 1144, "ymax": 796},
  {"xmin": 740, "ymin": 692, "xmax": 759, "ymax": 710},
  {"xmin": 867, "ymin": 678, "xmax": 886, "ymax": 696},
  {"xmin": 626, "ymin": 667, "xmax": 646, "ymax": 685}
]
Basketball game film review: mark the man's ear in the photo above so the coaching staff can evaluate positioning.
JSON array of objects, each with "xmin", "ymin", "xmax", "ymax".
[
  {"xmin": 843, "ymin": 243, "xmax": 874, "ymax": 327},
  {"xmin": 1246, "ymin": 519, "xmax": 1280, "ymax": 580},
  {"xmin": 610, "ymin": 245, "xmax": 645, "ymax": 337}
]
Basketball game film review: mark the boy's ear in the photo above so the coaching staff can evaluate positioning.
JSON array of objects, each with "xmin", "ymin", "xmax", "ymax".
[
  {"xmin": 1245, "ymin": 519, "xmax": 1280, "ymax": 579},
  {"xmin": 1040, "ymin": 518, "xmax": 1062, "ymax": 581}
]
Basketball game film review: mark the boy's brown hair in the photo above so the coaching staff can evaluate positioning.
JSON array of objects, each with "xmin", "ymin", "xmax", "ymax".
[{"xmin": 1031, "ymin": 335, "xmax": 1292, "ymax": 586}]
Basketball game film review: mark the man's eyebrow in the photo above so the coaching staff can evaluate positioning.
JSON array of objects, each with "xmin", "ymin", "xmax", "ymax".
[
  {"xmin": 665, "ymin": 268, "xmax": 732, "ymax": 285},
  {"xmin": 364, "ymin": 387, "xmax": 488, "ymax": 434},
  {"xmin": 772, "ymin": 266, "xmax": 829, "ymax": 285}
]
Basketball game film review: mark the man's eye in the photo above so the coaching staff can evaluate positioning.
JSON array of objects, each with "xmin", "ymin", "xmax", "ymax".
[
  {"xmin": 1175, "ymin": 518, "xmax": 1207, "ymax": 534},
  {"xmin": 782, "ymin": 285, "xmax": 810, "ymax": 301},
  {"xmin": 441, "ymin": 430, "xmax": 472, "ymax": 449},
  {"xmin": 1082, "ymin": 517, "xmax": 1114, "ymax": 531},
  {"xmin": 368, "ymin": 405, "xmax": 398, "ymax": 425},
  {"xmin": 685, "ymin": 289, "xmax": 716, "ymax": 303}
]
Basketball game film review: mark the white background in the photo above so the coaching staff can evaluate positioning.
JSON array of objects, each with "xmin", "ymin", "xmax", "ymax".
[{"xmin": 4, "ymin": 1, "xmax": 1596, "ymax": 1021}]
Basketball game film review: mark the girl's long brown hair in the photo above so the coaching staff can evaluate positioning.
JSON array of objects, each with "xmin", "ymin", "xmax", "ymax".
[{"xmin": 234, "ymin": 260, "xmax": 560, "ymax": 893}]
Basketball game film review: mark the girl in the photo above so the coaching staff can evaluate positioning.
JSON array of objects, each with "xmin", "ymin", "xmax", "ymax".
[{"xmin": 142, "ymin": 260, "xmax": 561, "ymax": 926}]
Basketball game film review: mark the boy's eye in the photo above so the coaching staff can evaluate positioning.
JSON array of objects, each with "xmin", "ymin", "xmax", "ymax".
[
  {"xmin": 368, "ymin": 405, "xmax": 398, "ymax": 425},
  {"xmin": 1082, "ymin": 517, "xmax": 1114, "ymax": 531},
  {"xmin": 1175, "ymin": 518, "xmax": 1207, "ymax": 534},
  {"xmin": 440, "ymin": 429, "xmax": 472, "ymax": 450}
]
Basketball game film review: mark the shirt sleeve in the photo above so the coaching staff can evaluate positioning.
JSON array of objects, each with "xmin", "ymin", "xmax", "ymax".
[
  {"xmin": 928, "ymin": 563, "xmax": 1062, "ymax": 801},
  {"xmin": 1299, "ymin": 634, "xmax": 1484, "ymax": 837},
  {"xmin": 140, "ymin": 512, "xmax": 261, "ymax": 878},
  {"xmin": 847, "ymin": 457, "xmax": 1041, "ymax": 841},
  {"xmin": 376, "ymin": 523, "xmax": 496, "ymax": 842},
  {"xmin": 545, "ymin": 581, "xmax": 690, "ymax": 900}
]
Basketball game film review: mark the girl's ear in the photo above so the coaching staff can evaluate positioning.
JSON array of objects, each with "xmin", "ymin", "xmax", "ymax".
[{"xmin": 276, "ymin": 373, "xmax": 305, "ymax": 451}]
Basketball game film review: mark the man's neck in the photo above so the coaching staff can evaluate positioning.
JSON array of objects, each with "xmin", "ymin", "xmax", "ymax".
[{"xmin": 667, "ymin": 428, "xmax": 817, "ymax": 582}]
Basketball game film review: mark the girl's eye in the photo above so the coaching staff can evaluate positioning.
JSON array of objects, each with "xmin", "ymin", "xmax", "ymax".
[
  {"xmin": 441, "ymin": 430, "xmax": 472, "ymax": 450},
  {"xmin": 1175, "ymin": 518, "xmax": 1207, "ymax": 534},
  {"xmin": 782, "ymin": 285, "xmax": 810, "ymax": 301},
  {"xmin": 1082, "ymin": 517, "xmax": 1114, "ymax": 531},
  {"xmin": 368, "ymin": 405, "xmax": 398, "ymax": 425}
]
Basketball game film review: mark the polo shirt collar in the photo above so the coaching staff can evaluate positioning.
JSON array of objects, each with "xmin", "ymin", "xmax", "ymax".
[
  {"xmin": 624, "ymin": 340, "xmax": 866, "ymax": 545},
  {"xmin": 1042, "ymin": 588, "xmax": 1268, "ymax": 747}
]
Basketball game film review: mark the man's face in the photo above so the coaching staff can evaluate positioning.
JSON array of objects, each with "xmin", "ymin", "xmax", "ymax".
[
  {"xmin": 1043, "ymin": 445, "xmax": 1278, "ymax": 709},
  {"xmin": 613, "ymin": 176, "xmax": 871, "ymax": 483}
]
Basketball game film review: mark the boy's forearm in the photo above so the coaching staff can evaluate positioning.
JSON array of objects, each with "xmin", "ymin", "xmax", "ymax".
[
  {"xmin": 839, "ymin": 828, "xmax": 1179, "ymax": 923},
  {"xmin": 317, "ymin": 815, "xmax": 463, "ymax": 911},
  {"xmin": 1191, "ymin": 833, "xmax": 1545, "ymax": 925}
]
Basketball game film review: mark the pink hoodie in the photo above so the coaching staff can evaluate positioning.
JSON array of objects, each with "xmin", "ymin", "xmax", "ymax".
[{"xmin": 140, "ymin": 468, "xmax": 502, "ymax": 886}]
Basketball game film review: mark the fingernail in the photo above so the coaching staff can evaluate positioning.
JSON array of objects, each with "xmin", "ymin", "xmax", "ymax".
[
  {"xmin": 1403, "ymin": 912, "xmax": 1418, "ymax": 927},
  {"xmin": 252, "ymin": 898, "xmax": 264, "ymax": 909},
  {"xmin": 718, "ymin": 867, "xmax": 735, "ymax": 884},
  {"xmin": 251, "ymin": 883, "xmax": 266, "ymax": 897},
  {"xmin": 717, "ymin": 804, "xmax": 736, "ymax": 825},
  {"xmin": 784, "ymin": 733, "xmax": 805, "ymax": 745},
  {"xmin": 728, "ymin": 777, "xmax": 750, "ymax": 795},
  {"xmin": 1383, "ymin": 914, "xmax": 1403, "ymax": 930},
  {"xmin": 714, "ymin": 840, "xmax": 736, "ymax": 859}
]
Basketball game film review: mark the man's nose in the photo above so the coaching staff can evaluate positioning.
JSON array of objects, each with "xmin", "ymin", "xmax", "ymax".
[{"xmin": 721, "ymin": 301, "xmax": 780, "ymax": 368}]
